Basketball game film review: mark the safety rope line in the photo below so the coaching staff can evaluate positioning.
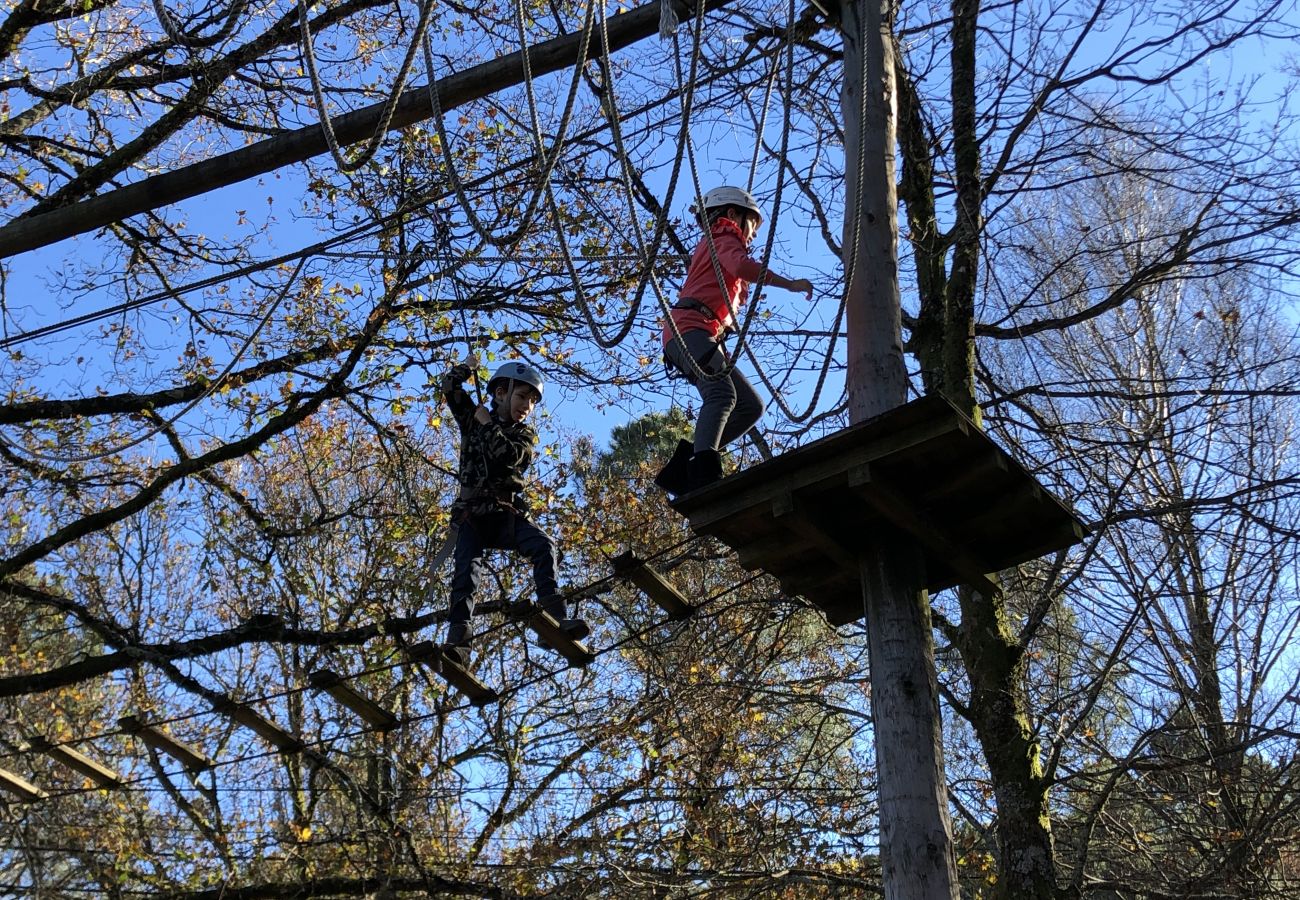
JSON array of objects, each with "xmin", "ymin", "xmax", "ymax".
[
  {"xmin": 0, "ymin": 256, "xmax": 309, "ymax": 465},
  {"xmin": 152, "ymin": 0, "xmax": 249, "ymax": 48},
  {"xmin": 300, "ymin": 0, "xmax": 439, "ymax": 173}
]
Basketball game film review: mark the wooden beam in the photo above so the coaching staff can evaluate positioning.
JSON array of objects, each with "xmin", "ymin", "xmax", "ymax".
[
  {"xmin": 118, "ymin": 715, "xmax": 213, "ymax": 773},
  {"xmin": 406, "ymin": 641, "xmax": 499, "ymax": 707},
  {"xmin": 216, "ymin": 701, "xmax": 304, "ymax": 753},
  {"xmin": 848, "ymin": 464, "xmax": 1001, "ymax": 599},
  {"xmin": 0, "ymin": 767, "xmax": 47, "ymax": 801},
  {"xmin": 308, "ymin": 670, "xmax": 400, "ymax": 732},
  {"xmin": 612, "ymin": 550, "xmax": 695, "ymax": 620},
  {"xmin": 527, "ymin": 611, "xmax": 595, "ymax": 668},
  {"xmin": 29, "ymin": 736, "xmax": 123, "ymax": 789},
  {"xmin": 0, "ymin": 0, "xmax": 728, "ymax": 258}
]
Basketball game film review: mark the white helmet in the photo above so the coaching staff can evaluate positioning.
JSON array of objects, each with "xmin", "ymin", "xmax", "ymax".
[
  {"xmin": 488, "ymin": 361, "xmax": 544, "ymax": 398},
  {"xmin": 691, "ymin": 186, "xmax": 764, "ymax": 224}
]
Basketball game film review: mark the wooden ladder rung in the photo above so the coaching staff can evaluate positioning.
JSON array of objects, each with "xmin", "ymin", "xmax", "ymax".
[
  {"xmin": 216, "ymin": 701, "xmax": 304, "ymax": 753},
  {"xmin": 406, "ymin": 641, "xmax": 499, "ymax": 707},
  {"xmin": 30, "ymin": 736, "xmax": 122, "ymax": 789},
  {"xmin": 612, "ymin": 550, "xmax": 695, "ymax": 620},
  {"xmin": 0, "ymin": 766, "xmax": 47, "ymax": 801},
  {"xmin": 118, "ymin": 715, "xmax": 213, "ymax": 773},
  {"xmin": 525, "ymin": 611, "xmax": 595, "ymax": 668},
  {"xmin": 308, "ymin": 670, "xmax": 399, "ymax": 733}
]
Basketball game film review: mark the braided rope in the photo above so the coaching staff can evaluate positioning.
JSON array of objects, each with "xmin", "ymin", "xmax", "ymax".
[
  {"xmin": 300, "ymin": 0, "xmax": 438, "ymax": 173},
  {"xmin": 153, "ymin": 0, "xmax": 249, "ymax": 48}
]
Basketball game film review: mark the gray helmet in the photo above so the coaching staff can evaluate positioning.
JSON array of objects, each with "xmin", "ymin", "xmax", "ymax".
[
  {"xmin": 691, "ymin": 186, "xmax": 764, "ymax": 224},
  {"xmin": 488, "ymin": 361, "xmax": 544, "ymax": 398}
]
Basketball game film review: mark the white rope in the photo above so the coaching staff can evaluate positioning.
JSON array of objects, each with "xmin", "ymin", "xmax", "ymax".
[
  {"xmin": 153, "ymin": 0, "xmax": 248, "ymax": 48},
  {"xmin": 420, "ymin": 1, "xmax": 596, "ymax": 248},
  {"xmin": 300, "ymin": 0, "xmax": 438, "ymax": 173},
  {"xmin": 659, "ymin": 0, "xmax": 680, "ymax": 39}
]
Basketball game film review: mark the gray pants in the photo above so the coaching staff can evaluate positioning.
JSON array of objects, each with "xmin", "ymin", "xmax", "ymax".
[{"xmin": 664, "ymin": 329, "xmax": 765, "ymax": 454}]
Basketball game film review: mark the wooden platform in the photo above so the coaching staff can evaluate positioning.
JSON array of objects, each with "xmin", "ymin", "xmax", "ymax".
[{"xmin": 670, "ymin": 394, "xmax": 1089, "ymax": 626}]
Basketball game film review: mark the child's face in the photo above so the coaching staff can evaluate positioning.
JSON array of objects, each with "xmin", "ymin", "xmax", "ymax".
[{"xmin": 495, "ymin": 383, "xmax": 540, "ymax": 423}]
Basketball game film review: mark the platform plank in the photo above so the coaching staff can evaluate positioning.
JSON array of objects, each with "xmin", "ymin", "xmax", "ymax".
[
  {"xmin": 612, "ymin": 551, "xmax": 696, "ymax": 619},
  {"xmin": 525, "ymin": 610, "xmax": 596, "ymax": 668},
  {"xmin": 671, "ymin": 395, "xmax": 1088, "ymax": 625},
  {"xmin": 406, "ymin": 641, "xmax": 499, "ymax": 707}
]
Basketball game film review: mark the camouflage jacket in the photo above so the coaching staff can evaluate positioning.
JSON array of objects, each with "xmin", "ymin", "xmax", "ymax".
[{"xmin": 441, "ymin": 364, "xmax": 537, "ymax": 516}]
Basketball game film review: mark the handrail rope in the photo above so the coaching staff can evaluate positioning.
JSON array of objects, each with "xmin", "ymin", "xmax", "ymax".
[
  {"xmin": 535, "ymin": 0, "xmax": 681, "ymax": 348},
  {"xmin": 3, "ymin": 535, "xmax": 738, "ymax": 791},
  {"xmin": 0, "ymin": 256, "xmax": 309, "ymax": 465},
  {"xmin": 1, "ymin": 527, "xmax": 702, "ymax": 757},
  {"xmin": 521, "ymin": 0, "xmax": 651, "ymax": 349},
  {"xmin": 300, "ymin": 0, "xmax": 439, "ymax": 173},
  {"xmin": 419, "ymin": 0, "xmax": 595, "ymax": 249},
  {"xmin": 734, "ymin": 0, "xmax": 844, "ymax": 424},
  {"xmin": 667, "ymin": 8, "xmax": 791, "ymax": 387},
  {"xmin": 746, "ymin": 44, "xmax": 781, "ymax": 192},
  {"xmin": 0, "ymin": 47, "xmax": 735, "ymax": 354},
  {"xmin": 576, "ymin": 0, "xmax": 702, "ymax": 353},
  {"xmin": 152, "ymin": 0, "xmax": 249, "ymax": 48}
]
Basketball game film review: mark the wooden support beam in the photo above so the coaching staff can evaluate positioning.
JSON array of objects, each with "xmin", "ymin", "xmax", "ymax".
[
  {"xmin": 0, "ymin": 767, "xmax": 47, "ymax": 801},
  {"xmin": 117, "ymin": 715, "xmax": 213, "ymax": 773},
  {"xmin": 215, "ymin": 701, "xmax": 304, "ymax": 754},
  {"xmin": 0, "ymin": 0, "xmax": 728, "ymax": 258},
  {"xmin": 308, "ymin": 670, "xmax": 399, "ymax": 732},
  {"xmin": 848, "ymin": 464, "xmax": 1001, "ymax": 599},
  {"xmin": 612, "ymin": 550, "xmax": 695, "ymax": 620},
  {"xmin": 29, "ymin": 736, "xmax": 123, "ymax": 789},
  {"xmin": 771, "ymin": 492, "xmax": 862, "ymax": 571},
  {"xmin": 406, "ymin": 641, "xmax": 499, "ymax": 707}
]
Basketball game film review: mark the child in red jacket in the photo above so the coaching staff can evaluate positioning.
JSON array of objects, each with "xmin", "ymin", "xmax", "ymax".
[{"xmin": 655, "ymin": 186, "xmax": 813, "ymax": 495}]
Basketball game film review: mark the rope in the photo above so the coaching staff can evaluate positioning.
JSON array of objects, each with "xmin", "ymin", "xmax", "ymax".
[
  {"xmin": 300, "ymin": 0, "xmax": 438, "ymax": 173},
  {"xmin": 152, "ymin": 0, "xmax": 248, "ymax": 48},
  {"xmin": 0, "ymin": 256, "xmax": 308, "ymax": 465},
  {"xmin": 420, "ymin": 0, "xmax": 595, "ymax": 248}
]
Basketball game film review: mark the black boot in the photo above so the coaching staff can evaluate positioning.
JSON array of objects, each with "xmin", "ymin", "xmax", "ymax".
[
  {"xmin": 538, "ymin": 596, "xmax": 591, "ymax": 648},
  {"xmin": 654, "ymin": 439, "xmax": 694, "ymax": 496},
  {"xmin": 442, "ymin": 622, "xmax": 473, "ymax": 668},
  {"xmin": 686, "ymin": 449, "xmax": 723, "ymax": 492}
]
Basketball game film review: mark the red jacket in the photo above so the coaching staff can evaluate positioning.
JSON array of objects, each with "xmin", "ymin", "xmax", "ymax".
[{"xmin": 662, "ymin": 217, "xmax": 768, "ymax": 345}]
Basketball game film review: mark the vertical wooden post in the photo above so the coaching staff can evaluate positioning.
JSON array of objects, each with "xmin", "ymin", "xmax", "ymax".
[{"xmin": 839, "ymin": 0, "xmax": 959, "ymax": 896}]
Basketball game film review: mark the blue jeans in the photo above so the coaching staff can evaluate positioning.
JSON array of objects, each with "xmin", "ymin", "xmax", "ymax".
[
  {"xmin": 447, "ymin": 509, "xmax": 560, "ymax": 629},
  {"xmin": 664, "ymin": 329, "xmax": 765, "ymax": 453}
]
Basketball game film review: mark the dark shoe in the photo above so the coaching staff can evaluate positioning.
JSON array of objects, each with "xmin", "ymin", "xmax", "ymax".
[
  {"xmin": 654, "ymin": 439, "xmax": 694, "ymax": 495},
  {"xmin": 686, "ymin": 449, "xmax": 723, "ymax": 492},
  {"xmin": 539, "ymin": 617, "xmax": 591, "ymax": 651},
  {"xmin": 441, "ymin": 643, "xmax": 472, "ymax": 669},
  {"xmin": 445, "ymin": 622, "xmax": 472, "ymax": 646}
]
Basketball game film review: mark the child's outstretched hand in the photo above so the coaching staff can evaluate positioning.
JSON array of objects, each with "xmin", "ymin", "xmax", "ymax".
[{"xmin": 789, "ymin": 278, "xmax": 813, "ymax": 300}]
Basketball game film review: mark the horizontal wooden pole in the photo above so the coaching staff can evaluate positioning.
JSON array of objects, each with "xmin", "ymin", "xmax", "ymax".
[
  {"xmin": 118, "ymin": 715, "xmax": 214, "ymax": 773},
  {"xmin": 30, "ymin": 736, "xmax": 123, "ymax": 789},
  {"xmin": 0, "ymin": 0, "xmax": 725, "ymax": 258}
]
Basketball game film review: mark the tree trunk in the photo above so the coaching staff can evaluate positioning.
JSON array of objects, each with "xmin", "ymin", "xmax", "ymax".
[{"xmin": 841, "ymin": 0, "xmax": 959, "ymax": 895}]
